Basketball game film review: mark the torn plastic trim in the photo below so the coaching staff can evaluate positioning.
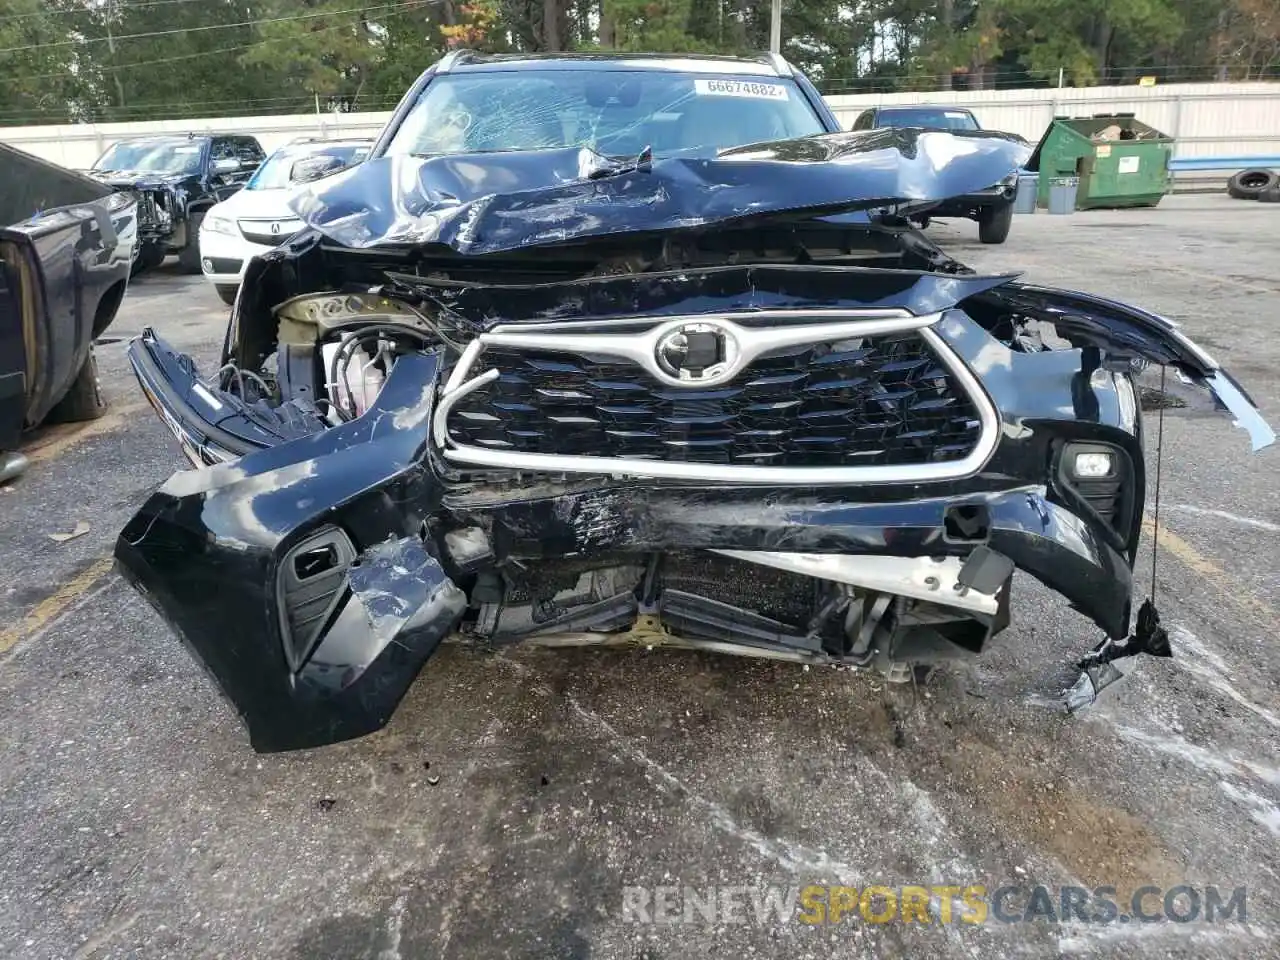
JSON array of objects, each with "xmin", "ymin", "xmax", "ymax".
[
  {"xmin": 968, "ymin": 282, "xmax": 1275, "ymax": 453},
  {"xmin": 1060, "ymin": 598, "xmax": 1173, "ymax": 713},
  {"xmin": 1200, "ymin": 369, "xmax": 1276, "ymax": 453},
  {"xmin": 975, "ymin": 283, "xmax": 1219, "ymax": 371}
]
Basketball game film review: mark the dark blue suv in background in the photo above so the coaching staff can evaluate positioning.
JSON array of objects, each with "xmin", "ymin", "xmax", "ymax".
[{"xmin": 851, "ymin": 103, "xmax": 1031, "ymax": 242}]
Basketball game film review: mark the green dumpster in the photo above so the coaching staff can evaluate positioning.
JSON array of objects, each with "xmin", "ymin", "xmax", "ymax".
[{"xmin": 1026, "ymin": 113, "xmax": 1174, "ymax": 210}]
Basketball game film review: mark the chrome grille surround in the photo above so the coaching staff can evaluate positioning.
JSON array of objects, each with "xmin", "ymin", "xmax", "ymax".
[{"xmin": 432, "ymin": 310, "xmax": 1000, "ymax": 485}]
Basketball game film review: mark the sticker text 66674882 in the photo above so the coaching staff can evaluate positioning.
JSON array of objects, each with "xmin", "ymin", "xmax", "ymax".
[{"xmin": 693, "ymin": 78, "xmax": 790, "ymax": 101}]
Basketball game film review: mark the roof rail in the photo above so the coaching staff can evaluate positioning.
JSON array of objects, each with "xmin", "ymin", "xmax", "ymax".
[
  {"xmin": 436, "ymin": 49, "xmax": 473, "ymax": 74},
  {"xmin": 764, "ymin": 52, "xmax": 791, "ymax": 77}
]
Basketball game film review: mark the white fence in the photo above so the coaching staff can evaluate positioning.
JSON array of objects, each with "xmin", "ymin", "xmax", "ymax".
[
  {"xmin": 2, "ymin": 81, "xmax": 1277, "ymax": 187},
  {"xmin": 825, "ymin": 82, "xmax": 1280, "ymax": 156},
  {"xmin": 826, "ymin": 82, "xmax": 1280, "ymax": 190},
  {"xmin": 0, "ymin": 112, "xmax": 391, "ymax": 170}
]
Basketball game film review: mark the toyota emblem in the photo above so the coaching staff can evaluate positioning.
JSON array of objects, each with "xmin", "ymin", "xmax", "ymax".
[{"xmin": 655, "ymin": 321, "xmax": 738, "ymax": 385}]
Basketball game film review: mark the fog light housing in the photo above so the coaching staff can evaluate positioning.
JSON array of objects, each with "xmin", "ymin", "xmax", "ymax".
[
  {"xmin": 1072, "ymin": 451, "xmax": 1114, "ymax": 479},
  {"xmin": 1059, "ymin": 442, "xmax": 1134, "ymax": 534},
  {"xmin": 201, "ymin": 258, "xmax": 213, "ymax": 273}
]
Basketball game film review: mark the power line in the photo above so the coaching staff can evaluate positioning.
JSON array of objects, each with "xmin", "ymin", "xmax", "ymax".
[
  {"xmin": 11, "ymin": 1, "xmax": 423, "ymax": 81},
  {"xmin": 0, "ymin": 0, "xmax": 431, "ymax": 55},
  {"xmin": 0, "ymin": 91, "xmax": 408, "ymax": 121},
  {"xmin": 0, "ymin": 0, "xmax": 214, "ymax": 24}
]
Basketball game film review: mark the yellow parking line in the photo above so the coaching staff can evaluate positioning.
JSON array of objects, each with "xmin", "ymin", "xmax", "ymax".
[
  {"xmin": 0, "ymin": 557, "xmax": 115, "ymax": 656},
  {"xmin": 20, "ymin": 400, "xmax": 148, "ymax": 466}
]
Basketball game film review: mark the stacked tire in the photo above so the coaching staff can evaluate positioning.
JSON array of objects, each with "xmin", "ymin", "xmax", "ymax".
[{"xmin": 1226, "ymin": 169, "xmax": 1280, "ymax": 202}]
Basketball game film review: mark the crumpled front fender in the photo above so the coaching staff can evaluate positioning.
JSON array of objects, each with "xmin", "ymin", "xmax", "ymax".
[
  {"xmin": 114, "ymin": 351, "xmax": 466, "ymax": 752},
  {"xmin": 974, "ymin": 282, "xmax": 1275, "ymax": 452}
]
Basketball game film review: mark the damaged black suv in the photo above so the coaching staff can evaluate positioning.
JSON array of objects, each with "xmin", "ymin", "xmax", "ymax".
[
  {"xmin": 89, "ymin": 133, "xmax": 265, "ymax": 276},
  {"xmin": 115, "ymin": 52, "xmax": 1275, "ymax": 753}
]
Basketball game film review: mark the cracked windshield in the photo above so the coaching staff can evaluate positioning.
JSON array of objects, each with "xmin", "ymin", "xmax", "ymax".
[
  {"xmin": 386, "ymin": 71, "xmax": 827, "ymax": 159},
  {"xmin": 92, "ymin": 140, "xmax": 204, "ymax": 174}
]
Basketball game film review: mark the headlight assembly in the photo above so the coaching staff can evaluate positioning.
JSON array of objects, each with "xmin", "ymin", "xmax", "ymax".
[{"xmin": 202, "ymin": 214, "xmax": 236, "ymax": 235}]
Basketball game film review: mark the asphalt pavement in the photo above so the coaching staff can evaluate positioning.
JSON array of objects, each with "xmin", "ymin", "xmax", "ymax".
[{"xmin": 1, "ymin": 195, "xmax": 1279, "ymax": 960}]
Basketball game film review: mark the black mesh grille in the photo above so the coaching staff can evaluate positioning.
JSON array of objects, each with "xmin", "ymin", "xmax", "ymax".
[
  {"xmin": 447, "ymin": 332, "xmax": 983, "ymax": 467},
  {"xmin": 238, "ymin": 222, "xmax": 297, "ymax": 247}
]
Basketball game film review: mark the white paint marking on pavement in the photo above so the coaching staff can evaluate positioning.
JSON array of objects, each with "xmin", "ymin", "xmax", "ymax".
[
  {"xmin": 1166, "ymin": 504, "xmax": 1280, "ymax": 535},
  {"xmin": 1169, "ymin": 625, "xmax": 1280, "ymax": 731},
  {"xmin": 493, "ymin": 653, "xmax": 862, "ymax": 881},
  {"xmin": 376, "ymin": 893, "xmax": 407, "ymax": 960},
  {"xmin": 72, "ymin": 910, "xmax": 142, "ymax": 959},
  {"xmin": 1058, "ymin": 921, "xmax": 1267, "ymax": 954},
  {"xmin": 1220, "ymin": 782, "xmax": 1280, "ymax": 838},
  {"xmin": 565, "ymin": 694, "xmax": 864, "ymax": 884},
  {"xmin": 1108, "ymin": 722, "xmax": 1280, "ymax": 786}
]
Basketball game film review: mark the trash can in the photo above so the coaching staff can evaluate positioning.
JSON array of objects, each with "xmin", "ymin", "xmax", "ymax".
[
  {"xmin": 1014, "ymin": 172, "xmax": 1038, "ymax": 214},
  {"xmin": 1047, "ymin": 177, "xmax": 1079, "ymax": 215},
  {"xmin": 1025, "ymin": 114, "xmax": 1174, "ymax": 210}
]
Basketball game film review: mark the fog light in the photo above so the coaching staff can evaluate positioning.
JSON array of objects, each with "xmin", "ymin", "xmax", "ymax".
[
  {"xmin": 201, "ymin": 258, "xmax": 213, "ymax": 272},
  {"xmin": 1073, "ymin": 451, "xmax": 1114, "ymax": 478}
]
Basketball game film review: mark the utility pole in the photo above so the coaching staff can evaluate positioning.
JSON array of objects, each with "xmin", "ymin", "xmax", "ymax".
[
  {"xmin": 769, "ymin": 0, "xmax": 781, "ymax": 54},
  {"xmin": 105, "ymin": 0, "xmax": 127, "ymax": 109}
]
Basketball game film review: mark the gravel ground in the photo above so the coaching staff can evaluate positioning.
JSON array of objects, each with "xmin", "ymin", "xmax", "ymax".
[{"xmin": 1, "ymin": 195, "xmax": 1279, "ymax": 960}]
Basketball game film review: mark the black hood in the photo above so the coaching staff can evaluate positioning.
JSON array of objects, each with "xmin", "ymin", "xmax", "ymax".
[
  {"xmin": 87, "ymin": 170, "xmax": 191, "ymax": 190},
  {"xmin": 286, "ymin": 128, "xmax": 1025, "ymax": 255}
]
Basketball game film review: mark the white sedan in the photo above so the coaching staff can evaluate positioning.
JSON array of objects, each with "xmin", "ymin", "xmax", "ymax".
[{"xmin": 198, "ymin": 138, "xmax": 372, "ymax": 305}]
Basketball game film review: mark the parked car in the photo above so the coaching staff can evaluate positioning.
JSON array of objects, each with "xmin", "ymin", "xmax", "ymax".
[
  {"xmin": 850, "ymin": 105, "xmax": 1033, "ymax": 243},
  {"xmin": 199, "ymin": 138, "xmax": 374, "ymax": 305},
  {"xmin": 116, "ymin": 51, "xmax": 1274, "ymax": 753},
  {"xmin": 1, "ymin": 142, "xmax": 136, "ymax": 472},
  {"xmin": 87, "ymin": 133, "xmax": 266, "ymax": 277}
]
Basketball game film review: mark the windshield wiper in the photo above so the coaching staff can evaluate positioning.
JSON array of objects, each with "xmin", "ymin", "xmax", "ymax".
[{"xmin": 585, "ymin": 144, "xmax": 653, "ymax": 180}]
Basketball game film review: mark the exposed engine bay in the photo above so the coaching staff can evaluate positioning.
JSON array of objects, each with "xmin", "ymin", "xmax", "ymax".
[
  {"xmin": 214, "ymin": 218, "xmax": 973, "ymax": 437},
  {"xmin": 116, "ymin": 131, "xmax": 1275, "ymax": 751}
]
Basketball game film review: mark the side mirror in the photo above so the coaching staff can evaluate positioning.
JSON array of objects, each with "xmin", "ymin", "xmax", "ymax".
[
  {"xmin": 212, "ymin": 157, "xmax": 242, "ymax": 175},
  {"xmin": 289, "ymin": 155, "xmax": 347, "ymax": 184}
]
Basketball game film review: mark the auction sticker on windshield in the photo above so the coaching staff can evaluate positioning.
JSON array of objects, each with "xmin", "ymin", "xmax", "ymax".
[{"xmin": 694, "ymin": 79, "xmax": 789, "ymax": 100}]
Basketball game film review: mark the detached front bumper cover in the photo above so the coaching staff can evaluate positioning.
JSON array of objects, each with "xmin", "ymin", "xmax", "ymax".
[{"xmin": 115, "ymin": 352, "xmax": 469, "ymax": 752}]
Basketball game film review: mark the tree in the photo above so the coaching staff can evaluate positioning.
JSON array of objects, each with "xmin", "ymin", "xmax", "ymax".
[
  {"xmin": 0, "ymin": 0, "xmax": 89, "ymax": 123},
  {"xmin": 0, "ymin": 0, "xmax": 1274, "ymax": 129}
]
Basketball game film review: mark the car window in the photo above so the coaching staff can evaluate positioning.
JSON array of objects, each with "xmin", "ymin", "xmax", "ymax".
[
  {"xmin": 210, "ymin": 138, "xmax": 237, "ymax": 163},
  {"xmin": 386, "ymin": 71, "xmax": 827, "ymax": 159},
  {"xmin": 874, "ymin": 108, "xmax": 980, "ymax": 131},
  {"xmin": 234, "ymin": 138, "xmax": 265, "ymax": 164},
  {"xmin": 93, "ymin": 140, "xmax": 205, "ymax": 175}
]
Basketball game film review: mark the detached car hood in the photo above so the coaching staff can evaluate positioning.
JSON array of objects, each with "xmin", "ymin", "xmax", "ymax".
[{"xmin": 287, "ymin": 128, "xmax": 1026, "ymax": 254}]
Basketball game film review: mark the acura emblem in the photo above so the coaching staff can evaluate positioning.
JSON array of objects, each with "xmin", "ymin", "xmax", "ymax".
[
  {"xmin": 270, "ymin": 221, "xmax": 281, "ymax": 234},
  {"xmin": 655, "ymin": 321, "xmax": 738, "ymax": 385}
]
